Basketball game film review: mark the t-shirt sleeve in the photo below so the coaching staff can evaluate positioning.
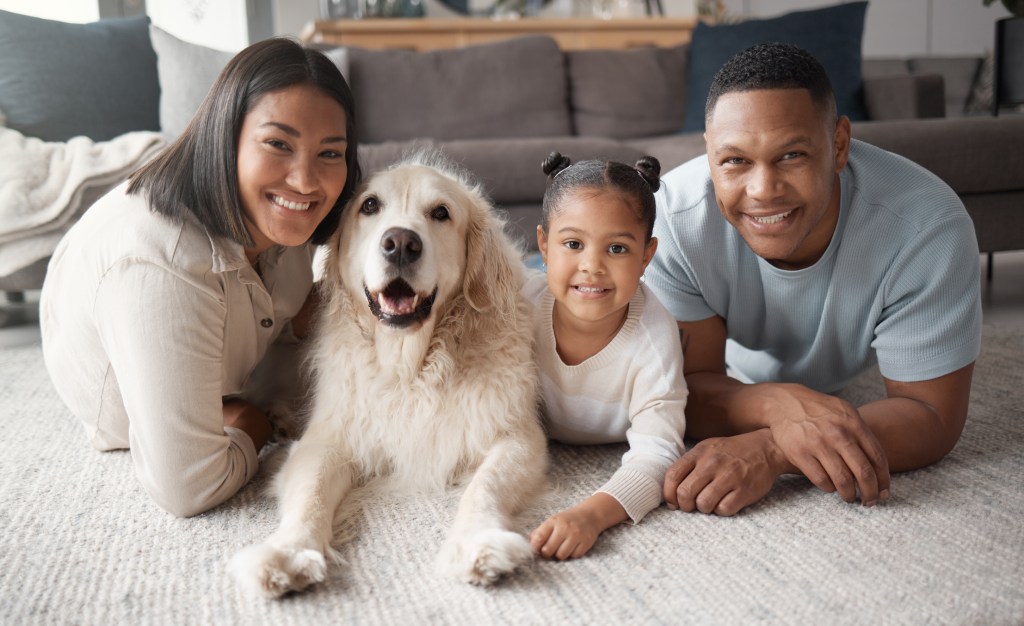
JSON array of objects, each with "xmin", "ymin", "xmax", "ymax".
[
  {"xmin": 873, "ymin": 214, "xmax": 982, "ymax": 382},
  {"xmin": 94, "ymin": 261, "xmax": 258, "ymax": 517},
  {"xmin": 646, "ymin": 186, "xmax": 717, "ymax": 323}
]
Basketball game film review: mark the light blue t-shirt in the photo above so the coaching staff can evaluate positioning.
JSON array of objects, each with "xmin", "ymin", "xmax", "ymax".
[{"xmin": 646, "ymin": 140, "xmax": 982, "ymax": 392}]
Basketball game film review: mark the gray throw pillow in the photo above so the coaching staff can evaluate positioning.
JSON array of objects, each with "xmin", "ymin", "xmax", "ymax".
[
  {"xmin": 149, "ymin": 26, "xmax": 234, "ymax": 139},
  {"xmin": 150, "ymin": 26, "xmax": 352, "ymax": 139},
  {"xmin": 0, "ymin": 10, "xmax": 160, "ymax": 142}
]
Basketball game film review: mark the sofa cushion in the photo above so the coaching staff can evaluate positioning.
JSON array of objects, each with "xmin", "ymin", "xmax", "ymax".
[
  {"xmin": 567, "ymin": 44, "xmax": 688, "ymax": 139},
  {"xmin": 681, "ymin": 2, "xmax": 869, "ymax": 133},
  {"xmin": 910, "ymin": 56, "xmax": 984, "ymax": 117},
  {"xmin": 347, "ymin": 36, "xmax": 572, "ymax": 143},
  {"xmin": 151, "ymin": 27, "xmax": 351, "ymax": 139},
  {"xmin": 0, "ymin": 10, "xmax": 160, "ymax": 142}
]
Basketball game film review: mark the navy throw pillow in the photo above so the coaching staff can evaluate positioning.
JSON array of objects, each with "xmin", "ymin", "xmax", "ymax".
[
  {"xmin": 0, "ymin": 10, "xmax": 160, "ymax": 142},
  {"xmin": 681, "ymin": 2, "xmax": 869, "ymax": 133}
]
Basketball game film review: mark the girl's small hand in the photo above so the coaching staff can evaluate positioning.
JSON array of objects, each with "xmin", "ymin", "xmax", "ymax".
[{"xmin": 530, "ymin": 493, "xmax": 628, "ymax": 560}]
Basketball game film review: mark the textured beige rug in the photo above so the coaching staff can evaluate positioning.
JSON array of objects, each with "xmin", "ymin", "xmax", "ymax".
[{"xmin": 1, "ymin": 324, "xmax": 1022, "ymax": 625}]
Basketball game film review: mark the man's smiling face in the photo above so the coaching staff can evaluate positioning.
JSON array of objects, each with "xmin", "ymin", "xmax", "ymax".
[{"xmin": 704, "ymin": 88, "xmax": 851, "ymax": 271}]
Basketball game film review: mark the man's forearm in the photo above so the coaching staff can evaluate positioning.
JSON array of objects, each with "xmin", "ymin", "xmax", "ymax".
[
  {"xmin": 684, "ymin": 372, "xmax": 797, "ymax": 439},
  {"xmin": 687, "ymin": 365, "xmax": 973, "ymax": 474},
  {"xmin": 857, "ymin": 397, "xmax": 961, "ymax": 473}
]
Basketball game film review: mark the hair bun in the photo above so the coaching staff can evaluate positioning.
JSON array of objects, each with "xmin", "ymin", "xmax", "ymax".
[
  {"xmin": 635, "ymin": 156, "xmax": 662, "ymax": 193},
  {"xmin": 542, "ymin": 151, "xmax": 572, "ymax": 178}
]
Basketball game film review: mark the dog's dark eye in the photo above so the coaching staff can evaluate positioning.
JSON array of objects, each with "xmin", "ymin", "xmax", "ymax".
[
  {"xmin": 431, "ymin": 206, "xmax": 450, "ymax": 222},
  {"xmin": 430, "ymin": 206, "xmax": 449, "ymax": 222},
  {"xmin": 360, "ymin": 197, "xmax": 380, "ymax": 216}
]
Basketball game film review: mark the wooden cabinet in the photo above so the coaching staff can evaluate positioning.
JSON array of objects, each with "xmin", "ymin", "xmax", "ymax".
[{"xmin": 300, "ymin": 17, "xmax": 699, "ymax": 51}]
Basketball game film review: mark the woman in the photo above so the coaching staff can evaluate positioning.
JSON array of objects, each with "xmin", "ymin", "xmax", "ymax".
[{"xmin": 39, "ymin": 37, "xmax": 361, "ymax": 517}]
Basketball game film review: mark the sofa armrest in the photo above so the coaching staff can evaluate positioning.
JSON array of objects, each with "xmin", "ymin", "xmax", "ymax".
[
  {"xmin": 862, "ymin": 74, "xmax": 946, "ymax": 120},
  {"xmin": 852, "ymin": 116, "xmax": 1024, "ymax": 195}
]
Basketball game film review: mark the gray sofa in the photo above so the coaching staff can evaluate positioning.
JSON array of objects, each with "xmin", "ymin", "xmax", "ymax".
[
  {"xmin": 2, "ymin": 16, "xmax": 1023, "ymax": 295},
  {"xmin": 340, "ymin": 36, "xmax": 1024, "ymax": 255}
]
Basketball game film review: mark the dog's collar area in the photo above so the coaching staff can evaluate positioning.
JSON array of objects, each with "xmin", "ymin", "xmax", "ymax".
[{"xmin": 365, "ymin": 281, "xmax": 438, "ymax": 328}]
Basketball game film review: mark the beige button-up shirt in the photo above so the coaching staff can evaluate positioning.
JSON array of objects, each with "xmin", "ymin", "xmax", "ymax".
[{"xmin": 40, "ymin": 183, "xmax": 314, "ymax": 517}]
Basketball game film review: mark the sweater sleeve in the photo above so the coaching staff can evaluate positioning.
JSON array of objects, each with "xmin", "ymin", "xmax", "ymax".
[
  {"xmin": 94, "ymin": 260, "xmax": 258, "ymax": 517},
  {"xmin": 596, "ymin": 304, "xmax": 688, "ymax": 523}
]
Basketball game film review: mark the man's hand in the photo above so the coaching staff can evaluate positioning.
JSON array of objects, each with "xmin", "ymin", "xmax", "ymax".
[
  {"xmin": 663, "ymin": 429, "xmax": 785, "ymax": 516},
  {"xmin": 766, "ymin": 385, "xmax": 891, "ymax": 506}
]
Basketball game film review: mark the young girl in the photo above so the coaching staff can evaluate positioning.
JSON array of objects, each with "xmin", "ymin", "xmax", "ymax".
[
  {"xmin": 39, "ymin": 38, "xmax": 361, "ymax": 517},
  {"xmin": 525, "ymin": 152, "xmax": 687, "ymax": 560}
]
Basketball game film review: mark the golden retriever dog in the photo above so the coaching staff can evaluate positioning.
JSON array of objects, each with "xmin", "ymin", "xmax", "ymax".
[{"xmin": 231, "ymin": 152, "xmax": 548, "ymax": 598}]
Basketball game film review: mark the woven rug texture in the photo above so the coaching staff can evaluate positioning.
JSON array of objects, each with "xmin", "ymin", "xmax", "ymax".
[{"xmin": 1, "ymin": 324, "xmax": 1022, "ymax": 625}]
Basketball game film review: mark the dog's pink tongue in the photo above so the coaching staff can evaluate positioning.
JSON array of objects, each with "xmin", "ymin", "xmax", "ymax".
[{"xmin": 379, "ymin": 294, "xmax": 417, "ymax": 316}]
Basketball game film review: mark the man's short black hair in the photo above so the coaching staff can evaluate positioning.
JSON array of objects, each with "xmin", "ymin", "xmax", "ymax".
[{"xmin": 705, "ymin": 42, "xmax": 837, "ymax": 127}]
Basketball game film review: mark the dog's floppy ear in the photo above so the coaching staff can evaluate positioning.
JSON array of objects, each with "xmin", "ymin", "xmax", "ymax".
[{"xmin": 463, "ymin": 201, "xmax": 520, "ymax": 315}]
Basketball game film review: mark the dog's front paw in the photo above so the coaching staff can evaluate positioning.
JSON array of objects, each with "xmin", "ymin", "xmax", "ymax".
[
  {"xmin": 230, "ymin": 542, "xmax": 328, "ymax": 599},
  {"xmin": 436, "ymin": 529, "xmax": 533, "ymax": 586}
]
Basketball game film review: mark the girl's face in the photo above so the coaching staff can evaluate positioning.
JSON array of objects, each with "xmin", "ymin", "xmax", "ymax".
[
  {"xmin": 537, "ymin": 187, "xmax": 657, "ymax": 329},
  {"xmin": 237, "ymin": 83, "xmax": 349, "ymax": 264}
]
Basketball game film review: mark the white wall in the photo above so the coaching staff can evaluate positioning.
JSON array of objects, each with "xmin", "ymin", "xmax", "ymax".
[
  {"xmin": 145, "ymin": 0, "xmax": 250, "ymax": 51},
  {"xmin": 717, "ymin": 0, "xmax": 1013, "ymax": 57}
]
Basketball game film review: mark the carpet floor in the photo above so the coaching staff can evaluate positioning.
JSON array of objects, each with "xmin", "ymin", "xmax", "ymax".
[{"xmin": 1, "ymin": 324, "xmax": 1022, "ymax": 625}]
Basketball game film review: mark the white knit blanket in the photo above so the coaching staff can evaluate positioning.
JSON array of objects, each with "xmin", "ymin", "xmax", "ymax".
[{"xmin": 0, "ymin": 123, "xmax": 165, "ymax": 276}]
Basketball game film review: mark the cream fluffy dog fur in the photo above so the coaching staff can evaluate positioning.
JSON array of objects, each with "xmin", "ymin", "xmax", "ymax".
[{"xmin": 231, "ymin": 153, "xmax": 548, "ymax": 598}]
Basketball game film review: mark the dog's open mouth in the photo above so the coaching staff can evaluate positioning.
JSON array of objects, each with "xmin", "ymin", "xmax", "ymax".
[{"xmin": 365, "ymin": 279, "xmax": 437, "ymax": 328}]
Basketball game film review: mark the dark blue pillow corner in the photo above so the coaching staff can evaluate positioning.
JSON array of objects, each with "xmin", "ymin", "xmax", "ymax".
[
  {"xmin": 0, "ymin": 10, "xmax": 160, "ymax": 142},
  {"xmin": 681, "ymin": 1, "xmax": 869, "ymax": 134}
]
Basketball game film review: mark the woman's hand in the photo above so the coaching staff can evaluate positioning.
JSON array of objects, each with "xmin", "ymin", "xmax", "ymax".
[
  {"xmin": 222, "ymin": 398, "xmax": 273, "ymax": 452},
  {"xmin": 530, "ymin": 493, "xmax": 628, "ymax": 560}
]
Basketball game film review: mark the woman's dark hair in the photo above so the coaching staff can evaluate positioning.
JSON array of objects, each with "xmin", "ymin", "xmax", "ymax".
[
  {"xmin": 127, "ymin": 37, "xmax": 360, "ymax": 247},
  {"xmin": 706, "ymin": 42, "xmax": 837, "ymax": 128},
  {"xmin": 540, "ymin": 152, "xmax": 661, "ymax": 242}
]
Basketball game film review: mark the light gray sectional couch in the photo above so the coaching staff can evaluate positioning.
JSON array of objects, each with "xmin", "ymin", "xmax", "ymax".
[{"xmin": 1, "ymin": 10, "xmax": 1022, "ymax": 294}]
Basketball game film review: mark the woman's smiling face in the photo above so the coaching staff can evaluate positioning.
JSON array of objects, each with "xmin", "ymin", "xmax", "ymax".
[{"xmin": 236, "ymin": 83, "xmax": 349, "ymax": 264}]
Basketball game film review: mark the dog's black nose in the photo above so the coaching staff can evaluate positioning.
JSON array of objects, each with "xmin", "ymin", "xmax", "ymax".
[{"xmin": 380, "ymin": 227, "xmax": 422, "ymax": 266}]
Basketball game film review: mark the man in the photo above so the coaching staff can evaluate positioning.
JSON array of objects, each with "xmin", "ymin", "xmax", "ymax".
[{"xmin": 647, "ymin": 42, "xmax": 981, "ymax": 516}]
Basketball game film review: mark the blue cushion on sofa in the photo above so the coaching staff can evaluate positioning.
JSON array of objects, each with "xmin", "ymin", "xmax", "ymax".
[
  {"xmin": 681, "ymin": 2, "xmax": 869, "ymax": 133},
  {"xmin": 0, "ymin": 10, "xmax": 160, "ymax": 142}
]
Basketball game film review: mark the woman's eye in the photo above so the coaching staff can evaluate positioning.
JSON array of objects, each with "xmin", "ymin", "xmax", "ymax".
[
  {"xmin": 320, "ymin": 149, "xmax": 343, "ymax": 159},
  {"xmin": 267, "ymin": 139, "xmax": 289, "ymax": 151},
  {"xmin": 431, "ymin": 205, "xmax": 449, "ymax": 221},
  {"xmin": 564, "ymin": 241, "xmax": 581, "ymax": 250},
  {"xmin": 609, "ymin": 244, "xmax": 627, "ymax": 255},
  {"xmin": 359, "ymin": 197, "xmax": 380, "ymax": 215}
]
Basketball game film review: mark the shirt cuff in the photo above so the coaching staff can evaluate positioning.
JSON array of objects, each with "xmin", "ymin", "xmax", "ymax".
[{"xmin": 596, "ymin": 468, "xmax": 663, "ymax": 524}]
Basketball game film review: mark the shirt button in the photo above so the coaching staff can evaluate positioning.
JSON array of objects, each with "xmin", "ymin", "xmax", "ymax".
[{"xmin": 260, "ymin": 318, "xmax": 273, "ymax": 328}]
